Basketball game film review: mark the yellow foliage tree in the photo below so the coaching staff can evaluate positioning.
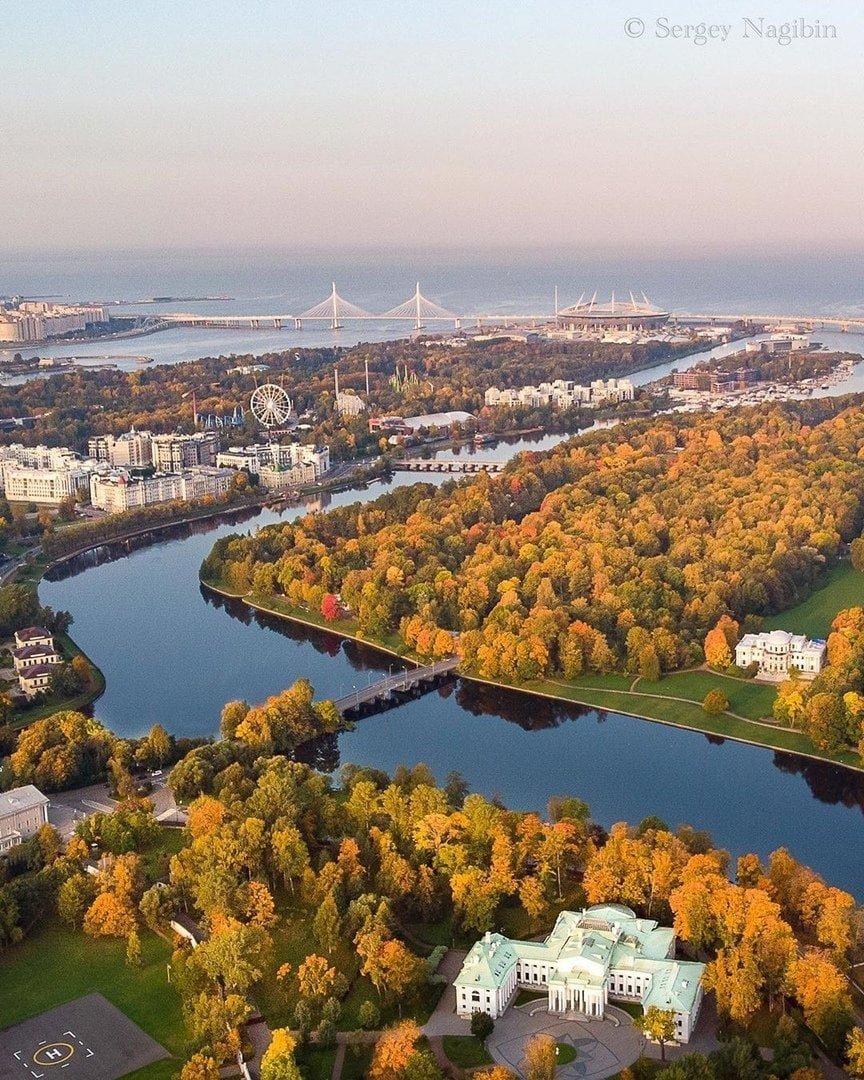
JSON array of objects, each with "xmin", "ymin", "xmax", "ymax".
[{"xmin": 369, "ymin": 1021, "xmax": 422, "ymax": 1080}]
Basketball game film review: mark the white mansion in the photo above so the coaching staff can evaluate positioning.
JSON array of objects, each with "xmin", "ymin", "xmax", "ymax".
[
  {"xmin": 454, "ymin": 905, "xmax": 705, "ymax": 1043},
  {"xmin": 734, "ymin": 630, "xmax": 826, "ymax": 679}
]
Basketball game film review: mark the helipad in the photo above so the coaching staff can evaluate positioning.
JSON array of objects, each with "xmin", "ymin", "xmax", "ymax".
[{"xmin": 0, "ymin": 994, "xmax": 168, "ymax": 1080}]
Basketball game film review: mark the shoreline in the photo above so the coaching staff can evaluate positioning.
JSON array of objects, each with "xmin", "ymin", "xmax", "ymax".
[{"xmin": 199, "ymin": 577, "xmax": 864, "ymax": 778}]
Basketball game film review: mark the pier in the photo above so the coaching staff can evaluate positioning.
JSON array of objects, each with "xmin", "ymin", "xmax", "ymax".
[
  {"xmin": 333, "ymin": 657, "xmax": 459, "ymax": 715},
  {"xmin": 393, "ymin": 459, "xmax": 504, "ymax": 473}
]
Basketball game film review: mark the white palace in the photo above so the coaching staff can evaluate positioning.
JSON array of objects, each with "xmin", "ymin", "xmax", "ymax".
[
  {"xmin": 734, "ymin": 630, "xmax": 826, "ymax": 679},
  {"xmin": 454, "ymin": 905, "xmax": 705, "ymax": 1043}
]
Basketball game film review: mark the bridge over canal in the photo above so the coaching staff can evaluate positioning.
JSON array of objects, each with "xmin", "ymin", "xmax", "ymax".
[
  {"xmin": 393, "ymin": 459, "xmax": 505, "ymax": 474},
  {"xmin": 333, "ymin": 657, "xmax": 460, "ymax": 715}
]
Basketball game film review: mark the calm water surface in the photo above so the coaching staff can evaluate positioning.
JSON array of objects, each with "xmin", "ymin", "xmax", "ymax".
[{"xmin": 40, "ymin": 425, "xmax": 864, "ymax": 896}]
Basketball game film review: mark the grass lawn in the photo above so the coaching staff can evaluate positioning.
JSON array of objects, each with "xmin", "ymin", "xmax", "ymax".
[
  {"xmin": 442, "ymin": 1035, "xmax": 492, "ymax": 1068},
  {"xmin": 555, "ymin": 1042, "xmax": 577, "ymax": 1065},
  {"xmin": 341, "ymin": 1044, "xmax": 373, "ymax": 1080},
  {"xmin": 763, "ymin": 562, "xmax": 864, "ymax": 639},
  {"xmin": 513, "ymin": 989, "xmax": 548, "ymax": 1006},
  {"xmin": 296, "ymin": 1045, "xmax": 337, "ymax": 1080},
  {"xmin": 611, "ymin": 1062, "xmax": 664, "ymax": 1079},
  {"xmin": 139, "ymin": 826, "xmax": 188, "ymax": 884},
  {"xmin": 0, "ymin": 922, "xmax": 185, "ymax": 1072},
  {"xmin": 567, "ymin": 672, "xmax": 634, "ymax": 692},
  {"xmin": 648, "ymin": 670, "xmax": 777, "ymax": 721},
  {"xmin": 401, "ymin": 916, "xmax": 454, "ymax": 949},
  {"xmin": 507, "ymin": 675, "xmax": 863, "ymax": 770},
  {"xmin": 613, "ymin": 1001, "xmax": 643, "ymax": 1019}
]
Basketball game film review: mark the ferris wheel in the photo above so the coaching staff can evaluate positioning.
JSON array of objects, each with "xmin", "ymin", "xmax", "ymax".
[{"xmin": 250, "ymin": 383, "xmax": 293, "ymax": 429}]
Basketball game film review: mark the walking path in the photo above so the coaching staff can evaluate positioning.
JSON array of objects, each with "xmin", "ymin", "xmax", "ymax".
[{"xmin": 329, "ymin": 1042, "xmax": 345, "ymax": 1080}]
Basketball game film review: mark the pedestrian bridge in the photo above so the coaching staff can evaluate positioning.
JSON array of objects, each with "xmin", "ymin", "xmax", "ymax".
[
  {"xmin": 393, "ymin": 459, "xmax": 504, "ymax": 473},
  {"xmin": 333, "ymin": 657, "xmax": 459, "ymax": 715}
]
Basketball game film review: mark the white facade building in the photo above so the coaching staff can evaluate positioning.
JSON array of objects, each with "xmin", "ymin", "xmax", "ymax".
[
  {"xmin": 0, "ymin": 443, "xmax": 95, "ymax": 504},
  {"xmin": 217, "ymin": 442, "xmax": 330, "ymax": 485},
  {"xmin": 0, "ymin": 785, "xmax": 50, "ymax": 852},
  {"xmin": 735, "ymin": 630, "xmax": 826, "ymax": 678},
  {"xmin": 0, "ymin": 304, "xmax": 107, "ymax": 343},
  {"xmin": 12, "ymin": 644, "xmax": 61, "ymax": 673},
  {"xmin": 89, "ymin": 466, "xmax": 233, "ymax": 513},
  {"xmin": 454, "ymin": 906, "xmax": 705, "ymax": 1044},
  {"xmin": 1, "ymin": 464, "xmax": 91, "ymax": 504},
  {"xmin": 0, "ymin": 443, "xmax": 82, "ymax": 471},
  {"xmin": 18, "ymin": 665, "xmax": 56, "ymax": 699},
  {"xmin": 485, "ymin": 378, "xmax": 634, "ymax": 410},
  {"xmin": 88, "ymin": 429, "xmax": 154, "ymax": 467}
]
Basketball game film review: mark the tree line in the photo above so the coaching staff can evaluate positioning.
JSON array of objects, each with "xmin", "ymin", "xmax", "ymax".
[{"xmin": 202, "ymin": 398, "xmax": 864, "ymax": 689}]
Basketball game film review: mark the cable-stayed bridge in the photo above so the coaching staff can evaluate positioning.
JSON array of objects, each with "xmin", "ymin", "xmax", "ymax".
[
  {"xmin": 158, "ymin": 285, "xmax": 864, "ymax": 334},
  {"xmin": 160, "ymin": 282, "xmax": 564, "ymax": 331},
  {"xmin": 161, "ymin": 283, "xmax": 475, "ymax": 331}
]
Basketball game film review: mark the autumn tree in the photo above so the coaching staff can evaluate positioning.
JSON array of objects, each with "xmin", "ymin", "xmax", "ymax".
[
  {"xmin": 702, "ymin": 689, "xmax": 728, "ymax": 716},
  {"xmin": 522, "ymin": 1033, "xmax": 557, "ymax": 1080},
  {"xmin": 847, "ymin": 1027, "xmax": 864, "ymax": 1077},
  {"xmin": 704, "ymin": 615, "xmax": 739, "ymax": 669},
  {"xmin": 179, "ymin": 1053, "xmax": 221, "ymax": 1080},
  {"xmin": 637, "ymin": 1006, "xmax": 676, "ymax": 1061},
  {"xmin": 260, "ymin": 1029, "xmax": 302, "ymax": 1080},
  {"xmin": 296, "ymin": 953, "xmax": 341, "ymax": 1013},
  {"xmin": 369, "ymin": 1021, "xmax": 423, "ymax": 1080},
  {"xmin": 788, "ymin": 949, "xmax": 853, "ymax": 1054},
  {"xmin": 220, "ymin": 700, "xmax": 250, "ymax": 739}
]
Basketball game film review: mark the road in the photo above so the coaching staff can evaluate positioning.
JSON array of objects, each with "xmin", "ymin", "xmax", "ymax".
[{"xmin": 46, "ymin": 772, "xmax": 181, "ymax": 839}]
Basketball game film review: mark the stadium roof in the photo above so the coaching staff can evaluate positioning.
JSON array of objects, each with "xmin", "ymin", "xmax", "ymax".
[{"xmin": 558, "ymin": 291, "xmax": 668, "ymax": 318}]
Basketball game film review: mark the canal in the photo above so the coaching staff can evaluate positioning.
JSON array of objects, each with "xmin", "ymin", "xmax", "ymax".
[{"xmin": 40, "ymin": 398, "xmax": 864, "ymax": 896}]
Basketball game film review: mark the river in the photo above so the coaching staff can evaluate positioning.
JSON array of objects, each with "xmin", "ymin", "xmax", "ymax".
[{"xmin": 39, "ymin": 399, "xmax": 864, "ymax": 895}]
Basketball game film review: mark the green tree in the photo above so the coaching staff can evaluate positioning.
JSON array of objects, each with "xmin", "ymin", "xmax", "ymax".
[
  {"xmin": 125, "ymin": 928, "xmax": 142, "ymax": 968},
  {"xmin": 471, "ymin": 1011, "xmax": 494, "ymax": 1041},
  {"xmin": 313, "ymin": 890, "xmax": 342, "ymax": 953},
  {"xmin": 57, "ymin": 873, "xmax": 97, "ymax": 929}
]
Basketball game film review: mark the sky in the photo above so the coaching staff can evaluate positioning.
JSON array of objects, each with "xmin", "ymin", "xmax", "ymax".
[{"xmin": 4, "ymin": 0, "xmax": 864, "ymax": 253}]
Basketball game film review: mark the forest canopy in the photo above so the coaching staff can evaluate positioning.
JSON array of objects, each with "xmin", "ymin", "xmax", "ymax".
[{"xmin": 202, "ymin": 397, "xmax": 864, "ymax": 681}]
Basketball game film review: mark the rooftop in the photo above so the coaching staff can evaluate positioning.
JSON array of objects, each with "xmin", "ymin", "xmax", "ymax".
[
  {"xmin": 19, "ymin": 663, "xmax": 58, "ymax": 678},
  {"xmin": 14, "ymin": 626, "xmax": 51, "ymax": 641},
  {"xmin": 558, "ymin": 292, "xmax": 669, "ymax": 319},
  {"xmin": 13, "ymin": 645, "xmax": 59, "ymax": 659},
  {"xmin": 0, "ymin": 785, "xmax": 49, "ymax": 817}
]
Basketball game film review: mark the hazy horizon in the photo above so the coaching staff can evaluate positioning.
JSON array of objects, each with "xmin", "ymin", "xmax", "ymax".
[{"xmin": 5, "ymin": 0, "xmax": 864, "ymax": 253}]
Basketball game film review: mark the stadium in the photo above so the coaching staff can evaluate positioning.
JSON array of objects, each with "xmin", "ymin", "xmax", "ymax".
[{"xmin": 557, "ymin": 291, "xmax": 670, "ymax": 331}]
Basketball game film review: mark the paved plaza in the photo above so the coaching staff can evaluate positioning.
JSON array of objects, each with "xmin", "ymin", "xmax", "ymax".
[{"xmin": 486, "ymin": 1003, "xmax": 644, "ymax": 1080}]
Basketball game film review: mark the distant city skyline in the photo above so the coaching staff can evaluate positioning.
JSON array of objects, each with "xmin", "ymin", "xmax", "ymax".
[{"xmin": 4, "ymin": 0, "xmax": 862, "ymax": 252}]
